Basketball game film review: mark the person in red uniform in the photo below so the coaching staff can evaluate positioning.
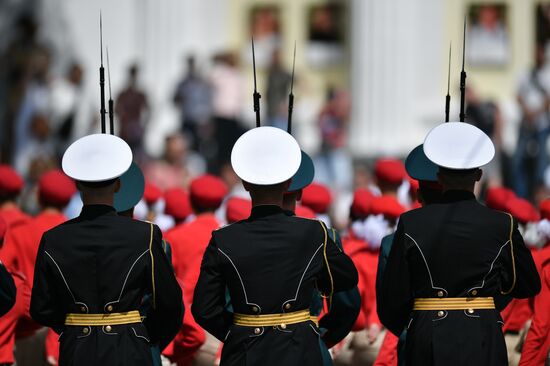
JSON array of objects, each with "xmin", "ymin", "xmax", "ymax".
[
  {"xmin": 164, "ymin": 188, "xmax": 192, "ymax": 226},
  {"xmin": 166, "ymin": 174, "xmax": 227, "ymax": 280},
  {"xmin": 0, "ymin": 165, "xmax": 29, "ymax": 227},
  {"xmin": 0, "ymin": 165, "xmax": 33, "ymax": 366},
  {"xmin": 501, "ymin": 197, "xmax": 541, "ymax": 366},
  {"xmin": 534, "ymin": 199, "xmax": 550, "ymax": 270},
  {"xmin": 0, "ymin": 218, "xmax": 16, "ymax": 316},
  {"xmin": 1, "ymin": 170, "xmax": 75, "ymax": 284},
  {"xmin": 354, "ymin": 195, "xmax": 405, "ymax": 365},
  {"xmin": 374, "ymin": 159, "xmax": 406, "ymax": 198},
  {"xmin": 519, "ymin": 258, "xmax": 550, "ymax": 365},
  {"xmin": 0, "ymin": 214, "xmax": 29, "ymax": 366},
  {"xmin": 301, "ymin": 182, "xmax": 332, "ymax": 225},
  {"xmin": 0, "ymin": 170, "xmax": 75, "ymax": 366},
  {"xmin": 336, "ymin": 188, "xmax": 382, "ymax": 365},
  {"xmin": 164, "ymin": 174, "xmax": 227, "ymax": 366},
  {"xmin": 226, "ymin": 197, "xmax": 252, "ymax": 224}
]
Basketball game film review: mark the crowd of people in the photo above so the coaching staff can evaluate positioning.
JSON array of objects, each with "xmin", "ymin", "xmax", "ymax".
[{"xmin": 0, "ymin": 8, "xmax": 549, "ymax": 366}]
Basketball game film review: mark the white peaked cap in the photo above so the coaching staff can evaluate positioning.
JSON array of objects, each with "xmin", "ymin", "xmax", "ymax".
[
  {"xmin": 231, "ymin": 126, "xmax": 302, "ymax": 185},
  {"xmin": 423, "ymin": 122, "xmax": 495, "ymax": 170},
  {"xmin": 62, "ymin": 134, "xmax": 133, "ymax": 182}
]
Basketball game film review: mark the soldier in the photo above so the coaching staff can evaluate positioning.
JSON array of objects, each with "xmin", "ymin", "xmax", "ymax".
[
  {"xmin": 192, "ymin": 126, "xmax": 358, "ymax": 366},
  {"xmin": 378, "ymin": 122, "xmax": 541, "ymax": 365},
  {"xmin": 30, "ymin": 133, "xmax": 183, "ymax": 366}
]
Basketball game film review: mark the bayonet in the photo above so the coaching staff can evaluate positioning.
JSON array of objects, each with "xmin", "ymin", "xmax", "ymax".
[
  {"xmin": 287, "ymin": 41, "xmax": 296, "ymax": 133},
  {"xmin": 107, "ymin": 47, "xmax": 114, "ymax": 135},
  {"xmin": 459, "ymin": 17, "xmax": 467, "ymax": 122},
  {"xmin": 445, "ymin": 42, "xmax": 451, "ymax": 122},
  {"xmin": 252, "ymin": 37, "xmax": 261, "ymax": 127},
  {"xmin": 99, "ymin": 11, "xmax": 107, "ymax": 133}
]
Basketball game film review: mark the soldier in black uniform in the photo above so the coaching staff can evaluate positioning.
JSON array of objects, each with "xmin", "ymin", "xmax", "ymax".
[
  {"xmin": 192, "ymin": 126, "xmax": 358, "ymax": 366},
  {"xmin": 378, "ymin": 122, "xmax": 541, "ymax": 366},
  {"xmin": 30, "ymin": 134, "xmax": 183, "ymax": 366}
]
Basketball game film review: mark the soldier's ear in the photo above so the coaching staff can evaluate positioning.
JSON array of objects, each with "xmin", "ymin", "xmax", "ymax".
[
  {"xmin": 475, "ymin": 169, "xmax": 483, "ymax": 182},
  {"xmin": 114, "ymin": 179, "xmax": 121, "ymax": 193}
]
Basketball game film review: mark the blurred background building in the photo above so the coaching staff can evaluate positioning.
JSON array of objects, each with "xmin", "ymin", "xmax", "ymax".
[{"xmin": 2, "ymin": 0, "xmax": 550, "ymax": 203}]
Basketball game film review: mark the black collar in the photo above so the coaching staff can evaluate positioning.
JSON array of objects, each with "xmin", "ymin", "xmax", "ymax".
[
  {"xmin": 79, "ymin": 204, "xmax": 117, "ymax": 219},
  {"xmin": 249, "ymin": 204, "xmax": 284, "ymax": 219},
  {"xmin": 440, "ymin": 190, "xmax": 476, "ymax": 203}
]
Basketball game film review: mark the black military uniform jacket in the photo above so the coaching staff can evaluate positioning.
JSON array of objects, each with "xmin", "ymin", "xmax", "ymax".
[
  {"xmin": 378, "ymin": 190, "xmax": 541, "ymax": 366},
  {"xmin": 30, "ymin": 205, "xmax": 183, "ymax": 366},
  {"xmin": 192, "ymin": 205, "xmax": 358, "ymax": 366}
]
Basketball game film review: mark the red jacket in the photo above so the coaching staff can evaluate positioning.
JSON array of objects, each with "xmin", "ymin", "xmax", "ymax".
[
  {"xmin": 0, "ymin": 271, "xmax": 30, "ymax": 363},
  {"xmin": 519, "ymin": 261, "xmax": 550, "ymax": 365},
  {"xmin": 1, "ymin": 211, "xmax": 66, "ymax": 284},
  {"xmin": 165, "ymin": 213, "xmax": 220, "ymax": 281},
  {"xmin": 0, "ymin": 205, "xmax": 30, "ymax": 228},
  {"xmin": 163, "ymin": 214, "xmax": 220, "ymax": 364},
  {"xmin": 501, "ymin": 246, "xmax": 550, "ymax": 333},
  {"xmin": 374, "ymin": 331, "xmax": 399, "ymax": 366},
  {"xmin": 343, "ymin": 234, "xmax": 381, "ymax": 331}
]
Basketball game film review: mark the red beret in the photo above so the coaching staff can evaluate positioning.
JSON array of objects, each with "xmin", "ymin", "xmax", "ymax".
[
  {"xmin": 295, "ymin": 204, "xmax": 316, "ymax": 219},
  {"xmin": 301, "ymin": 183, "xmax": 332, "ymax": 214},
  {"xmin": 506, "ymin": 197, "xmax": 540, "ymax": 224},
  {"xmin": 375, "ymin": 159, "xmax": 406, "ymax": 185},
  {"xmin": 540, "ymin": 198, "xmax": 550, "ymax": 220},
  {"xmin": 0, "ymin": 165, "xmax": 24, "ymax": 196},
  {"xmin": 143, "ymin": 183, "xmax": 162, "ymax": 205},
  {"xmin": 226, "ymin": 197, "xmax": 252, "ymax": 223},
  {"xmin": 351, "ymin": 188, "xmax": 374, "ymax": 218},
  {"xmin": 38, "ymin": 170, "xmax": 76, "ymax": 207},
  {"xmin": 164, "ymin": 188, "xmax": 192, "ymax": 221},
  {"xmin": 485, "ymin": 187, "xmax": 515, "ymax": 212},
  {"xmin": 370, "ymin": 195, "xmax": 406, "ymax": 220},
  {"xmin": 0, "ymin": 217, "xmax": 6, "ymax": 239},
  {"xmin": 190, "ymin": 175, "xmax": 228, "ymax": 209}
]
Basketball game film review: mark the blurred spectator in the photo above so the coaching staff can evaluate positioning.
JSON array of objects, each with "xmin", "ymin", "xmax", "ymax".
[
  {"xmin": 513, "ymin": 44, "xmax": 550, "ymax": 201},
  {"xmin": 144, "ymin": 133, "xmax": 206, "ymax": 191},
  {"xmin": 210, "ymin": 52, "xmax": 246, "ymax": 173},
  {"xmin": 0, "ymin": 14, "xmax": 43, "ymax": 164},
  {"xmin": 266, "ymin": 49, "xmax": 291, "ymax": 128},
  {"xmin": 315, "ymin": 87, "xmax": 353, "ymax": 192},
  {"xmin": 173, "ymin": 55, "xmax": 212, "ymax": 151},
  {"xmin": 50, "ymin": 62, "xmax": 96, "ymax": 154},
  {"xmin": 248, "ymin": 6, "xmax": 281, "ymax": 67},
  {"xmin": 467, "ymin": 4, "xmax": 510, "ymax": 66},
  {"xmin": 13, "ymin": 46, "xmax": 55, "ymax": 177},
  {"xmin": 465, "ymin": 85, "xmax": 503, "ymax": 187},
  {"xmin": 309, "ymin": 5, "xmax": 341, "ymax": 43},
  {"xmin": 115, "ymin": 64, "xmax": 150, "ymax": 162}
]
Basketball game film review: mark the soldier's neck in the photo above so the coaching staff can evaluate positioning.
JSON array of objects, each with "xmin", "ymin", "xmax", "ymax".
[
  {"xmin": 251, "ymin": 197, "xmax": 283, "ymax": 208},
  {"xmin": 81, "ymin": 194, "xmax": 114, "ymax": 207}
]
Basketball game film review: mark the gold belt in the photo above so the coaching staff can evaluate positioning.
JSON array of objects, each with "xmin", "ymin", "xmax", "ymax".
[
  {"xmin": 233, "ymin": 309, "xmax": 317, "ymax": 327},
  {"xmin": 65, "ymin": 311, "xmax": 142, "ymax": 326},
  {"xmin": 413, "ymin": 297, "xmax": 495, "ymax": 311}
]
